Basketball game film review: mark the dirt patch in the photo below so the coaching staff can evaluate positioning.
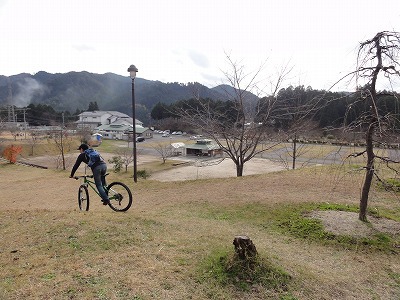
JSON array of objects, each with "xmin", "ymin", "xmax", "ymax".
[
  {"xmin": 308, "ymin": 210, "xmax": 400, "ymax": 237},
  {"xmin": 149, "ymin": 157, "xmax": 285, "ymax": 181}
]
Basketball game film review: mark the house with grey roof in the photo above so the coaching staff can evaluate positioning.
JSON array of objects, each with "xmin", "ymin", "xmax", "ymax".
[
  {"xmin": 76, "ymin": 111, "xmax": 143, "ymax": 130},
  {"xmin": 95, "ymin": 122, "xmax": 153, "ymax": 141},
  {"xmin": 77, "ymin": 110, "xmax": 151, "ymax": 140}
]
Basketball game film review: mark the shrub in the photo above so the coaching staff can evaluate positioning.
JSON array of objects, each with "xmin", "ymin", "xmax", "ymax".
[
  {"xmin": 3, "ymin": 145, "xmax": 22, "ymax": 163},
  {"xmin": 137, "ymin": 169, "xmax": 150, "ymax": 179},
  {"xmin": 108, "ymin": 156, "xmax": 123, "ymax": 173}
]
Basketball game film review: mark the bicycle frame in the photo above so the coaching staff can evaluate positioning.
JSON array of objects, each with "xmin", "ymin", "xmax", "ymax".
[
  {"xmin": 76, "ymin": 175, "xmax": 103, "ymax": 198},
  {"xmin": 74, "ymin": 174, "xmax": 122, "ymax": 202}
]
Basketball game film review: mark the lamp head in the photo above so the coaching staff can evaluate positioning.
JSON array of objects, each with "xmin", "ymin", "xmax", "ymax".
[{"xmin": 127, "ymin": 65, "xmax": 138, "ymax": 79}]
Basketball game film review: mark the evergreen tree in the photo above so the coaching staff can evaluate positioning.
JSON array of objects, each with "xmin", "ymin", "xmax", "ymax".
[{"xmin": 88, "ymin": 101, "xmax": 99, "ymax": 111}]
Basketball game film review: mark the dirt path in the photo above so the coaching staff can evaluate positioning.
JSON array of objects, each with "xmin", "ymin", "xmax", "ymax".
[{"xmin": 149, "ymin": 157, "xmax": 286, "ymax": 181}]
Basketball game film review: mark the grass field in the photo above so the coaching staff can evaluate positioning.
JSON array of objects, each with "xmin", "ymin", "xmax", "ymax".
[{"xmin": 1, "ymin": 137, "xmax": 400, "ymax": 299}]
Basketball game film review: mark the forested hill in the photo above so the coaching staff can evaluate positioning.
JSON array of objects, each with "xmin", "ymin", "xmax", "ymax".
[
  {"xmin": 0, "ymin": 71, "xmax": 229, "ymax": 120},
  {"xmin": 2, "ymin": 71, "xmax": 398, "ymax": 130}
]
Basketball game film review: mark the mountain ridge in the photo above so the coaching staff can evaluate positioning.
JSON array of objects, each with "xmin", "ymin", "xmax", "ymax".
[{"xmin": 0, "ymin": 71, "xmax": 254, "ymax": 123}]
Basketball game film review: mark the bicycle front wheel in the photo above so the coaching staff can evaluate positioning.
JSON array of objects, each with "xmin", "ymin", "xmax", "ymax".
[
  {"xmin": 106, "ymin": 182, "xmax": 132, "ymax": 212},
  {"xmin": 78, "ymin": 185, "xmax": 90, "ymax": 211}
]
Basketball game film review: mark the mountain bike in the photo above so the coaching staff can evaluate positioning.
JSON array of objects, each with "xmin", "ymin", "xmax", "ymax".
[{"xmin": 74, "ymin": 174, "xmax": 132, "ymax": 212}]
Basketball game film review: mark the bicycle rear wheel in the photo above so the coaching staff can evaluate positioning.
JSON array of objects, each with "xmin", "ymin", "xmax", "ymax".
[
  {"xmin": 78, "ymin": 185, "xmax": 90, "ymax": 211},
  {"xmin": 106, "ymin": 182, "xmax": 132, "ymax": 212}
]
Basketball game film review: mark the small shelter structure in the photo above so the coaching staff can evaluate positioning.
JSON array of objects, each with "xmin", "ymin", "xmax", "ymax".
[
  {"xmin": 169, "ymin": 142, "xmax": 185, "ymax": 156},
  {"xmin": 185, "ymin": 139, "xmax": 222, "ymax": 156}
]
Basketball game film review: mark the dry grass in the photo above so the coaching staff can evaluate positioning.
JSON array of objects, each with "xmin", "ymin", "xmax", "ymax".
[
  {"xmin": 260, "ymin": 142, "xmax": 379, "ymax": 166},
  {"xmin": 1, "ymin": 141, "xmax": 400, "ymax": 299}
]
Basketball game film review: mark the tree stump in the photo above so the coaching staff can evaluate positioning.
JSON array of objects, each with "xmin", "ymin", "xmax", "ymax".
[{"xmin": 233, "ymin": 235, "xmax": 257, "ymax": 260}]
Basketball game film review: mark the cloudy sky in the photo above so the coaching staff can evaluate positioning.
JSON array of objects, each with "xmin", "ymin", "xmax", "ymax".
[{"xmin": 1, "ymin": 0, "xmax": 399, "ymax": 92}]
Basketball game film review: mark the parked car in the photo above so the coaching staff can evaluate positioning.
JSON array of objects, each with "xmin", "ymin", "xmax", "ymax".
[
  {"xmin": 162, "ymin": 133, "xmax": 170, "ymax": 137},
  {"xmin": 136, "ymin": 137, "xmax": 145, "ymax": 142}
]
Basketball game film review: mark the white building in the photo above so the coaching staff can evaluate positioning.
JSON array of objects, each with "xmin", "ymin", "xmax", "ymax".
[
  {"xmin": 76, "ymin": 111, "xmax": 143, "ymax": 130},
  {"xmin": 95, "ymin": 123, "xmax": 150, "ymax": 140}
]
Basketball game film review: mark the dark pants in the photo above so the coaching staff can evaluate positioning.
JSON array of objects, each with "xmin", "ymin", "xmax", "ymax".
[{"xmin": 92, "ymin": 163, "xmax": 108, "ymax": 202}]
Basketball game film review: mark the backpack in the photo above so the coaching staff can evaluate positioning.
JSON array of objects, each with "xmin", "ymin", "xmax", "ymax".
[{"xmin": 84, "ymin": 148, "xmax": 102, "ymax": 167}]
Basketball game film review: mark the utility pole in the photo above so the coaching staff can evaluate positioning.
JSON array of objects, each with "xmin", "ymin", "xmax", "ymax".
[
  {"xmin": 23, "ymin": 108, "xmax": 27, "ymax": 139},
  {"xmin": 7, "ymin": 105, "xmax": 15, "ymax": 123},
  {"xmin": 7, "ymin": 79, "xmax": 14, "ymax": 123}
]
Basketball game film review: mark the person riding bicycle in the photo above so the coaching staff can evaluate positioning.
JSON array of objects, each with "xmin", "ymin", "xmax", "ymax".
[{"xmin": 70, "ymin": 143, "xmax": 110, "ymax": 205}]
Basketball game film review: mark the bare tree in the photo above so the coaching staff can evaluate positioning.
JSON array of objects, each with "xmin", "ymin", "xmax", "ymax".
[
  {"xmin": 0, "ymin": 116, "xmax": 5, "ymax": 132},
  {"xmin": 9, "ymin": 127, "xmax": 20, "ymax": 141},
  {"xmin": 275, "ymin": 135, "xmax": 317, "ymax": 170},
  {"xmin": 117, "ymin": 148, "xmax": 134, "ymax": 172},
  {"xmin": 262, "ymin": 85, "xmax": 323, "ymax": 169},
  {"xmin": 349, "ymin": 31, "xmax": 400, "ymax": 221},
  {"xmin": 27, "ymin": 130, "xmax": 40, "ymax": 156},
  {"xmin": 76, "ymin": 126, "xmax": 92, "ymax": 144},
  {"xmin": 0, "ymin": 117, "xmax": 5, "ymax": 146},
  {"xmin": 176, "ymin": 56, "xmax": 291, "ymax": 176},
  {"xmin": 48, "ymin": 130, "xmax": 74, "ymax": 170},
  {"xmin": 151, "ymin": 142, "xmax": 173, "ymax": 163}
]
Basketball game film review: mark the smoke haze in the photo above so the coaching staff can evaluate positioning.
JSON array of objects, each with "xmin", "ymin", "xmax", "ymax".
[{"xmin": 14, "ymin": 78, "xmax": 47, "ymax": 107}]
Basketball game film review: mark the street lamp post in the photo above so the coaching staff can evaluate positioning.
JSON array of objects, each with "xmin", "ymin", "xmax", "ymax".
[{"xmin": 128, "ymin": 64, "xmax": 138, "ymax": 182}]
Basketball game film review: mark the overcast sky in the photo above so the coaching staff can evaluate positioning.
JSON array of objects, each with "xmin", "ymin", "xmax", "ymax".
[{"xmin": 1, "ymin": 0, "xmax": 399, "ymax": 92}]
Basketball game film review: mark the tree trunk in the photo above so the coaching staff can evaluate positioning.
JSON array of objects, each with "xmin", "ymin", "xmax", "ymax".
[
  {"xmin": 236, "ymin": 164, "xmax": 243, "ymax": 177},
  {"xmin": 233, "ymin": 235, "xmax": 257, "ymax": 260},
  {"xmin": 359, "ymin": 33, "xmax": 381, "ymax": 222},
  {"xmin": 292, "ymin": 133, "xmax": 297, "ymax": 170},
  {"xmin": 61, "ymin": 131, "xmax": 66, "ymax": 170},
  {"xmin": 359, "ymin": 124, "xmax": 375, "ymax": 221}
]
